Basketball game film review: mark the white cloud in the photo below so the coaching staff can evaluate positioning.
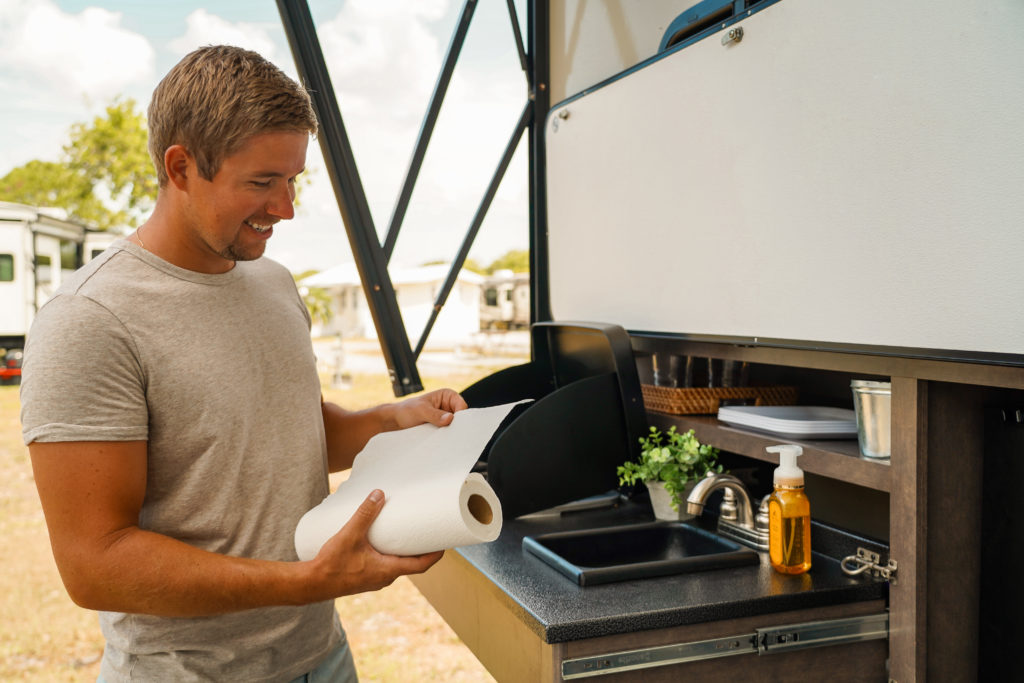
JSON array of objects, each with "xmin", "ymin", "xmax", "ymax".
[
  {"xmin": 319, "ymin": 0, "xmax": 448, "ymax": 113},
  {"xmin": 0, "ymin": 0, "xmax": 154, "ymax": 100},
  {"xmin": 167, "ymin": 9, "xmax": 280, "ymax": 64}
]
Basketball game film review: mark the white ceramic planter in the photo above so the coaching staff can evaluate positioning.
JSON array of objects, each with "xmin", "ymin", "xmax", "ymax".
[{"xmin": 645, "ymin": 480, "xmax": 697, "ymax": 521}]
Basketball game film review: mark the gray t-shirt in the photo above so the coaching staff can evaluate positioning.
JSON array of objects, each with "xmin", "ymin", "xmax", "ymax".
[{"xmin": 21, "ymin": 239, "xmax": 342, "ymax": 682}]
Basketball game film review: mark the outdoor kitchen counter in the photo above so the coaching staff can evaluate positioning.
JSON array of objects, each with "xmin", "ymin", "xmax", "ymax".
[{"xmin": 412, "ymin": 498, "xmax": 888, "ymax": 645}]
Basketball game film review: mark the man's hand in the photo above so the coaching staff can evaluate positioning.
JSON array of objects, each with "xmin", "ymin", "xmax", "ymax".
[
  {"xmin": 304, "ymin": 489, "xmax": 443, "ymax": 599},
  {"xmin": 323, "ymin": 388, "xmax": 469, "ymax": 472},
  {"xmin": 389, "ymin": 388, "xmax": 469, "ymax": 430}
]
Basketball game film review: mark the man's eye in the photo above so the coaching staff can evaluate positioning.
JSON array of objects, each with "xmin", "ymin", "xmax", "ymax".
[{"xmin": 251, "ymin": 180, "xmax": 271, "ymax": 188}]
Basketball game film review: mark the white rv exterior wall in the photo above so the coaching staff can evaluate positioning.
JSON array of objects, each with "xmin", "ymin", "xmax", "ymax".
[{"xmin": 545, "ymin": 0, "xmax": 1024, "ymax": 356}]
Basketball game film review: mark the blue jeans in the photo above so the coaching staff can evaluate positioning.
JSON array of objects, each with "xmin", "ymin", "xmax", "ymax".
[
  {"xmin": 289, "ymin": 640, "xmax": 358, "ymax": 683},
  {"xmin": 97, "ymin": 640, "xmax": 357, "ymax": 682}
]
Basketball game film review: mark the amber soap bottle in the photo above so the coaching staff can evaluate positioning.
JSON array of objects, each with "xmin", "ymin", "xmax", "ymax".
[{"xmin": 767, "ymin": 444, "xmax": 811, "ymax": 575}]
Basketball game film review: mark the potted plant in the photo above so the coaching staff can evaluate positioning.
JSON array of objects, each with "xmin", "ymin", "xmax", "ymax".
[{"xmin": 617, "ymin": 425, "xmax": 723, "ymax": 521}]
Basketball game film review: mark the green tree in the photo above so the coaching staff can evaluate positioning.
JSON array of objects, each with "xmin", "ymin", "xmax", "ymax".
[
  {"xmin": 0, "ymin": 98, "xmax": 156, "ymax": 229},
  {"xmin": 486, "ymin": 249, "xmax": 529, "ymax": 273},
  {"xmin": 0, "ymin": 160, "xmax": 103, "ymax": 220},
  {"xmin": 66, "ymin": 97, "xmax": 157, "ymax": 226}
]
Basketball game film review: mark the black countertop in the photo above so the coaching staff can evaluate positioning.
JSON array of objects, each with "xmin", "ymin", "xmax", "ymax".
[{"xmin": 454, "ymin": 499, "xmax": 888, "ymax": 643}]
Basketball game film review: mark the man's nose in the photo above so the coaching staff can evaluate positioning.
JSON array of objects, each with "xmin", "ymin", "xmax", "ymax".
[{"xmin": 267, "ymin": 183, "xmax": 296, "ymax": 220}]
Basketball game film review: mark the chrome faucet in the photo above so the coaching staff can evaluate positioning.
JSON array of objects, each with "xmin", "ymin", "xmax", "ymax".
[{"xmin": 686, "ymin": 472, "xmax": 769, "ymax": 551}]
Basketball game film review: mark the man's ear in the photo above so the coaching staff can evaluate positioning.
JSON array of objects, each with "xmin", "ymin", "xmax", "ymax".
[{"xmin": 164, "ymin": 145, "xmax": 193, "ymax": 190}]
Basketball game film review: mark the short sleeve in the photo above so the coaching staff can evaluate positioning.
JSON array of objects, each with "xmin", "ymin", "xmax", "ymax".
[{"xmin": 20, "ymin": 294, "xmax": 149, "ymax": 444}]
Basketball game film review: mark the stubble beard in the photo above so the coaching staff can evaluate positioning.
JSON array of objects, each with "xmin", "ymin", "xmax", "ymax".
[{"xmin": 221, "ymin": 242, "xmax": 265, "ymax": 262}]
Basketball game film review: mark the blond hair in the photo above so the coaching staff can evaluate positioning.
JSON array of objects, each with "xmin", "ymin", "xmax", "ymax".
[{"xmin": 147, "ymin": 45, "xmax": 318, "ymax": 186}]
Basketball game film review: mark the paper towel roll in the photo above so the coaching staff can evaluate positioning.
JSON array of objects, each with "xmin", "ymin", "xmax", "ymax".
[{"xmin": 294, "ymin": 402, "xmax": 521, "ymax": 560}]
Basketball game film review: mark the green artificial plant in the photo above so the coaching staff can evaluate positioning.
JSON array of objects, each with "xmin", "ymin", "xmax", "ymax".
[{"xmin": 617, "ymin": 425, "xmax": 723, "ymax": 510}]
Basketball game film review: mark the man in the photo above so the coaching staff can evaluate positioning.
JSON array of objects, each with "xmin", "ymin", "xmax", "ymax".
[{"xmin": 20, "ymin": 45, "xmax": 464, "ymax": 682}]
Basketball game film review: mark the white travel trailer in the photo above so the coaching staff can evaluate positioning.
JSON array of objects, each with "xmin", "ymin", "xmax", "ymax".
[
  {"xmin": 0, "ymin": 201, "xmax": 113, "ymax": 383},
  {"xmin": 480, "ymin": 269, "xmax": 529, "ymax": 330}
]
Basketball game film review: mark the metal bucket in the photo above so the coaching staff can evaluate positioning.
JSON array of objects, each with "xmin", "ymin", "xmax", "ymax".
[{"xmin": 851, "ymin": 380, "xmax": 891, "ymax": 459}]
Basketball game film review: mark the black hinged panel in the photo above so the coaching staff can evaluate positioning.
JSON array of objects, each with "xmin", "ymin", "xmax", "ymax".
[{"xmin": 463, "ymin": 321, "xmax": 647, "ymax": 518}]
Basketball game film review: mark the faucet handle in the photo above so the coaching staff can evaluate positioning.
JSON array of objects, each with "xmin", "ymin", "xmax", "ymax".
[
  {"xmin": 755, "ymin": 495, "xmax": 771, "ymax": 534},
  {"xmin": 720, "ymin": 488, "xmax": 738, "ymax": 522}
]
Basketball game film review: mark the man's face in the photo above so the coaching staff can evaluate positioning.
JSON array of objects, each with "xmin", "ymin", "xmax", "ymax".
[{"xmin": 182, "ymin": 130, "xmax": 309, "ymax": 273}]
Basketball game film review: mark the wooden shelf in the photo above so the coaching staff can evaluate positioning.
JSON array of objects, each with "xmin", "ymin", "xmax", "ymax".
[{"xmin": 647, "ymin": 412, "xmax": 892, "ymax": 493}]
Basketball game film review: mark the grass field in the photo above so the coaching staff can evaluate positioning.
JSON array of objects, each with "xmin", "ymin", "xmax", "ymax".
[{"xmin": 1, "ymin": 357, "xmax": 507, "ymax": 682}]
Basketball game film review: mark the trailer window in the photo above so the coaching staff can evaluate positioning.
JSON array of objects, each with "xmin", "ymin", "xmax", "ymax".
[
  {"xmin": 0, "ymin": 254, "xmax": 12, "ymax": 281},
  {"xmin": 61, "ymin": 241, "xmax": 79, "ymax": 271},
  {"xmin": 35, "ymin": 255, "xmax": 52, "ymax": 284}
]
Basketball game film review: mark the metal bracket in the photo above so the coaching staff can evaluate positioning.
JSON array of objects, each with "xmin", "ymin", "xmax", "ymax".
[
  {"xmin": 561, "ymin": 613, "xmax": 888, "ymax": 678},
  {"xmin": 721, "ymin": 26, "xmax": 744, "ymax": 46},
  {"xmin": 841, "ymin": 547, "xmax": 898, "ymax": 584},
  {"xmin": 562, "ymin": 634, "xmax": 756, "ymax": 679},
  {"xmin": 757, "ymin": 613, "xmax": 889, "ymax": 655}
]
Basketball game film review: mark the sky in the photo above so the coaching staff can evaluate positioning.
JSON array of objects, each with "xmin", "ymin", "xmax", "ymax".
[{"xmin": 0, "ymin": 0, "xmax": 530, "ymax": 274}]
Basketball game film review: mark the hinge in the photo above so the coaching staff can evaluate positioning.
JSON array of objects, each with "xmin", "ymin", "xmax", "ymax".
[{"xmin": 841, "ymin": 547, "xmax": 898, "ymax": 584}]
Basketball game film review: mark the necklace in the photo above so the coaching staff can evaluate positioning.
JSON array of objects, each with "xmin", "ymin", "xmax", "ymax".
[{"xmin": 136, "ymin": 224, "xmax": 147, "ymax": 251}]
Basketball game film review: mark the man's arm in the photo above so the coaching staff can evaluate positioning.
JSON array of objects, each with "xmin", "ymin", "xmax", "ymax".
[
  {"xmin": 30, "ymin": 440, "xmax": 441, "ymax": 618},
  {"xmin": 322, "ymin": 388, "xmax": 468, "ymax": 472}
]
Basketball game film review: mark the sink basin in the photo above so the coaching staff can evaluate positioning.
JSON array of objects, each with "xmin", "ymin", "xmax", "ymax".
[{"xmin": 522, "ymin": 522, "xmax": 759, "ymax": 586}]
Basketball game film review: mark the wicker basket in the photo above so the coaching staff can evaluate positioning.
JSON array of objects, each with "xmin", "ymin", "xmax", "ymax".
[{"xmin": 641, "ymin": 384, "xmax": 799, "ymax": 415}]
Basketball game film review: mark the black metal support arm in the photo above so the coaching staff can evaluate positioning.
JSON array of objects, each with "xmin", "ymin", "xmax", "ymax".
[
  {"xmin": 505, "ymin": 0, "xmax": 528, "ymax": 73},
  {"xmin": 528, "ymin": 0, "xmax": 552, "ymax": 325},
  {"xmin": 277, "ymin": 0, "xmax": 423, "ymax": 395},
  {"xmin": 412, "ymin": 101, "xmax": 533, "ymax": 358},
  {"xmin": 383, "ymin": 0, "xmax": 479, "ymax": 263}
]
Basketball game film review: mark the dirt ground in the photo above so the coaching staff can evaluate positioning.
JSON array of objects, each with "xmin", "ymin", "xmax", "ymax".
[{"xmin": 0, "ymin": 351, "xmax": 512, "ymax": 682}]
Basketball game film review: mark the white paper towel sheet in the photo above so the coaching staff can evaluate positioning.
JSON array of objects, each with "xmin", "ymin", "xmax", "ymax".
[{"xmin": 294, "ymin": 401, "xmax": 523, "ymax": 560}]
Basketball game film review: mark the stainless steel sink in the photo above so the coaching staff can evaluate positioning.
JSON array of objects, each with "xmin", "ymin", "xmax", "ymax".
[{"xmin": 523, "ymin": 522, "xmax": 759, "ymax": 586}]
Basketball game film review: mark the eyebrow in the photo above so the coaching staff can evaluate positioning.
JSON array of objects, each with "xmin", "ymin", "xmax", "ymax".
[{"xmin": 251, "ymin": 168, "xmax": 306, "ymax": 178}]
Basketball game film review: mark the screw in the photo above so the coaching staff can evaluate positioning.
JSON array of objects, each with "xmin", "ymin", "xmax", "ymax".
[{"xmin": 721, "ymin": 26, "xmax": 744, "ymax": 46}]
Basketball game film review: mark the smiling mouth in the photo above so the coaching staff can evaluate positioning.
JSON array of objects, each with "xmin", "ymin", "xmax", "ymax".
[{"xmin": 245, "ymin": 219, "xmax": 274, "ymax": 234}]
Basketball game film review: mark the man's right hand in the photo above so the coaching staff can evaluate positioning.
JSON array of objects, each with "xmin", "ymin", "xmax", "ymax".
[{"xmin": 303, "ymin": 489, "xmax": 443, "ymax": 600}]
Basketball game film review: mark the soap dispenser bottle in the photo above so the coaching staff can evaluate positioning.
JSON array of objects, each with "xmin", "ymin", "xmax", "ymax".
[{"xmin": 767, "ymin": 444, "xmax": 811, "ymax": 574}]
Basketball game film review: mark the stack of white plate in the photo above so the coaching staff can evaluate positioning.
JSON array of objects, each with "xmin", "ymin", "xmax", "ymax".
[{"xmin": 717, "ymin": 406, "xmax": 857, "ymax": 439}]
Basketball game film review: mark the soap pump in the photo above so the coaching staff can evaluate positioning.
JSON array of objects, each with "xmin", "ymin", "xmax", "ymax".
[{"xmin": 766, "ymin": 444, "xmax": 811, "ymax": 574}]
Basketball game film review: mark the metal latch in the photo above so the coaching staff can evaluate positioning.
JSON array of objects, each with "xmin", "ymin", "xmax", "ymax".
[{"xmin": 841, "ymin": 547, "xmax": 898, "ymax": 583}]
